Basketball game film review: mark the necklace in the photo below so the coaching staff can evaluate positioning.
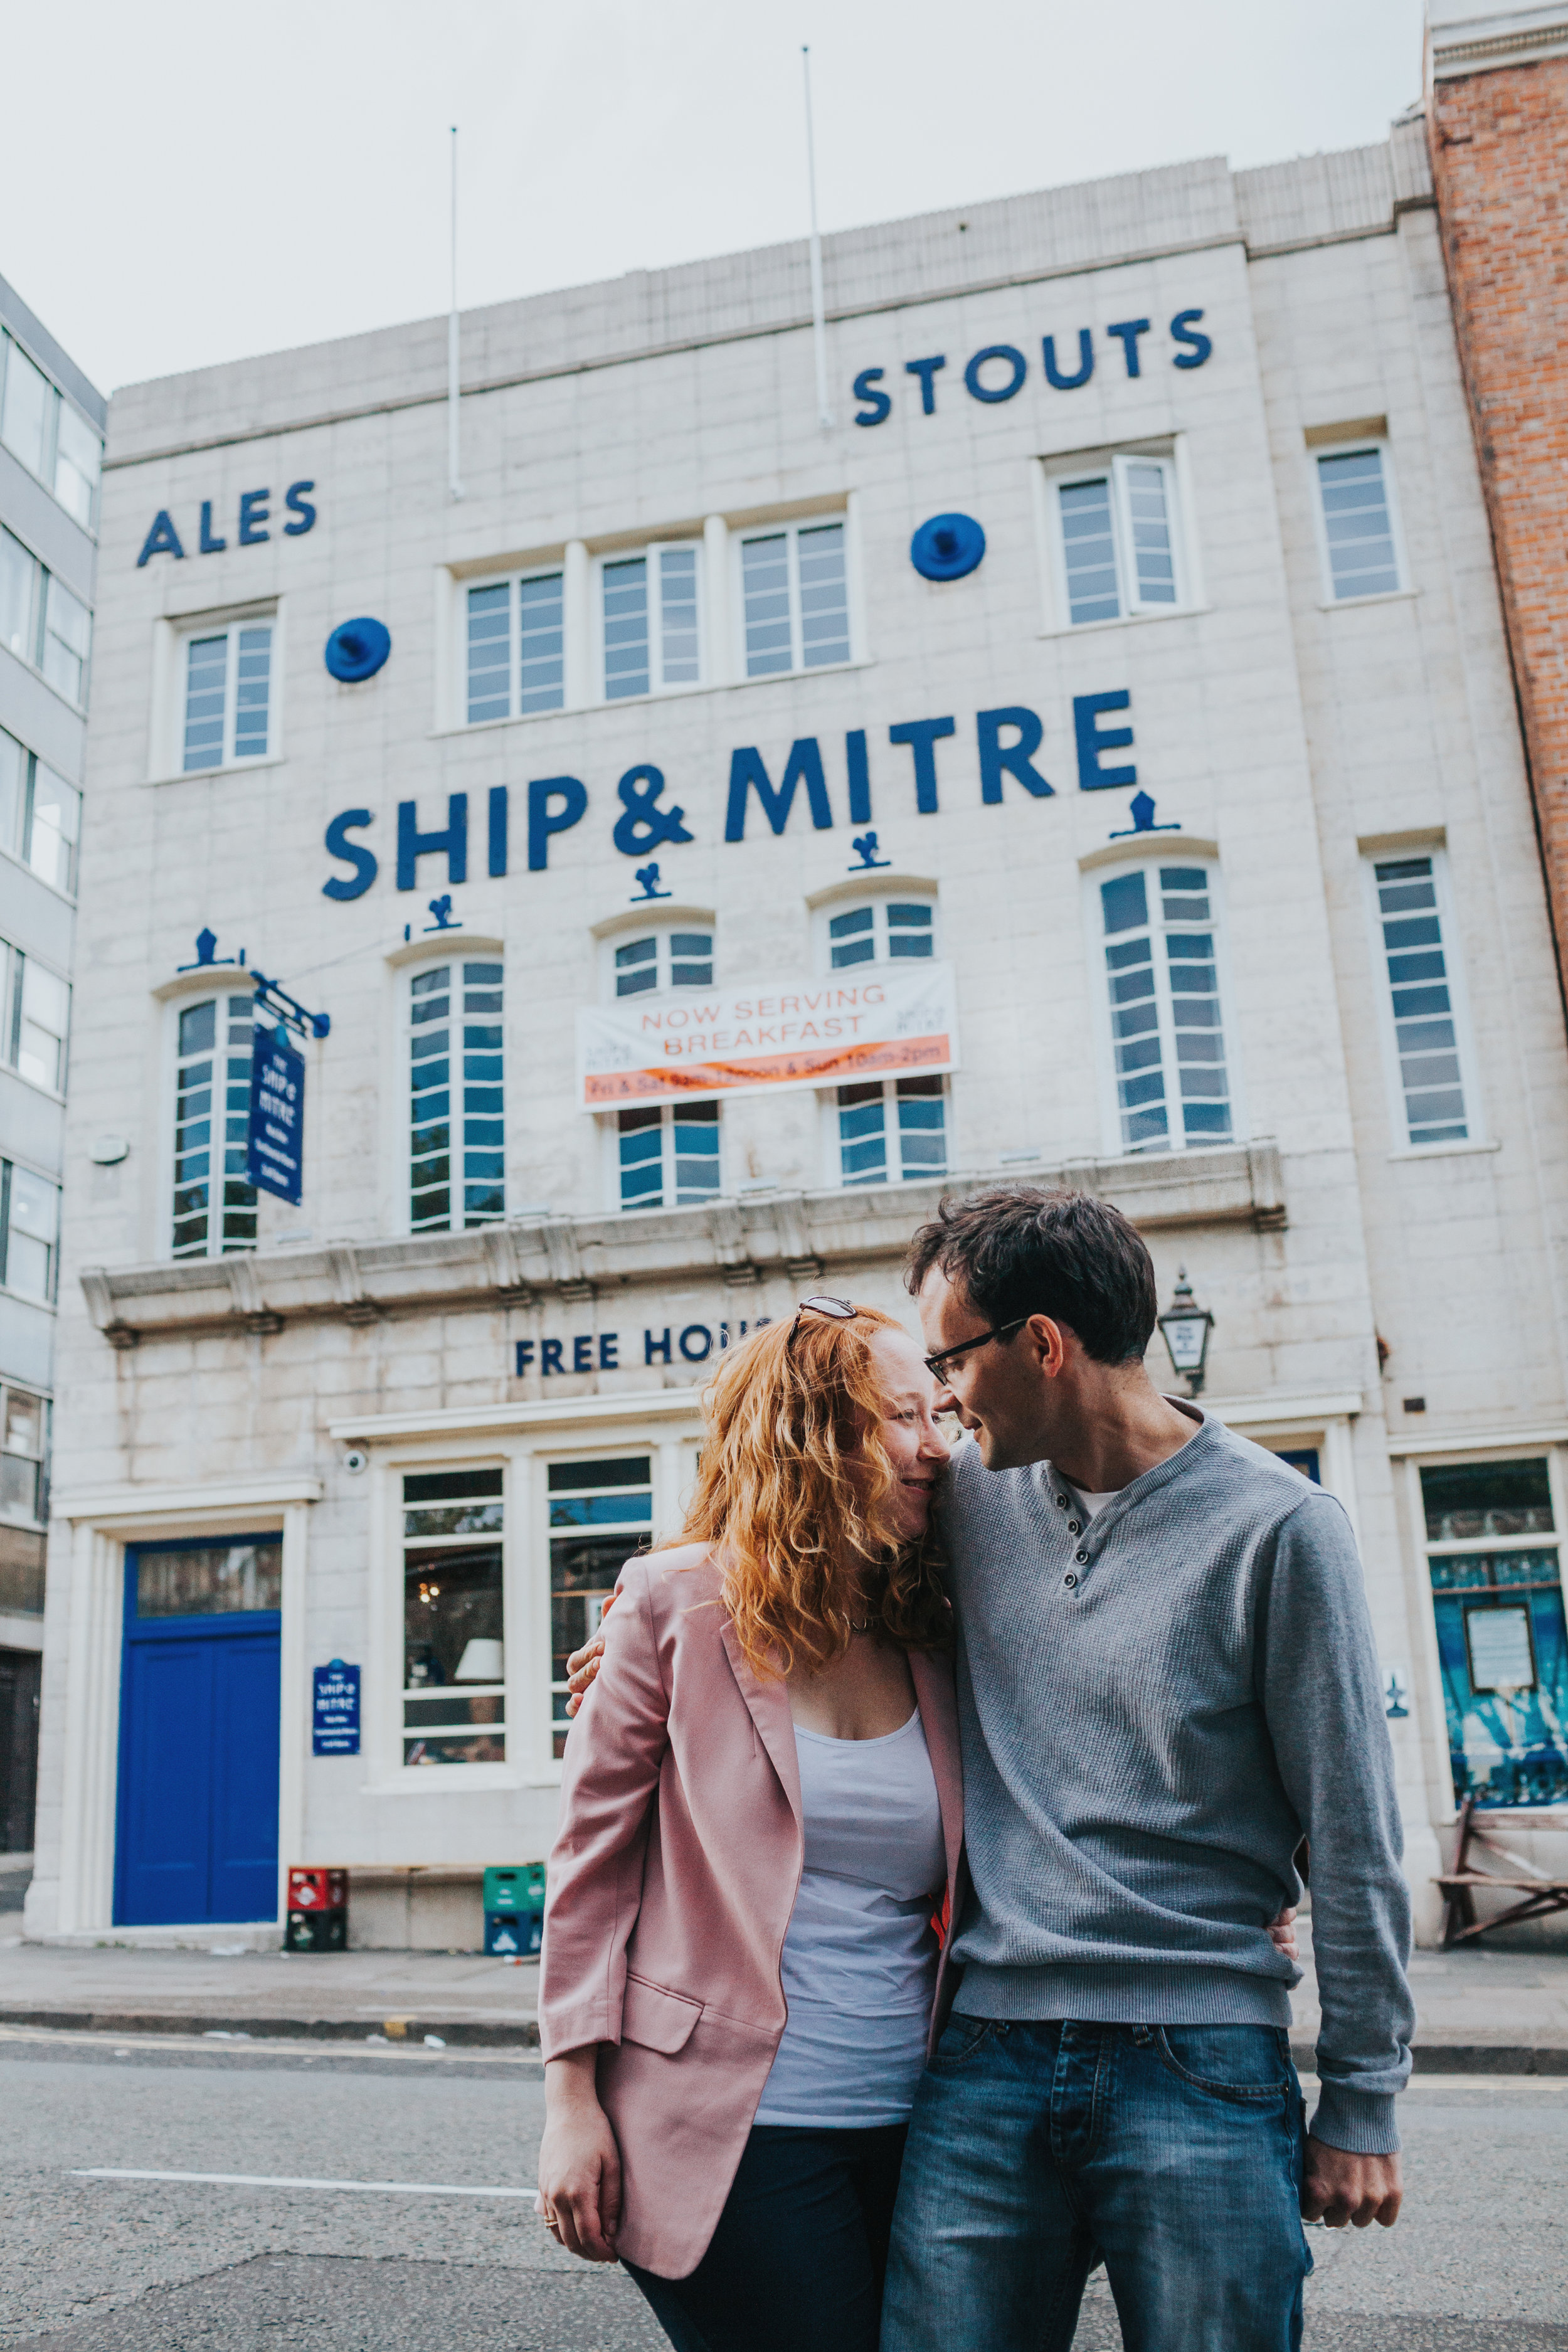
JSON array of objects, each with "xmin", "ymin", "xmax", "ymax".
[{"xmin": 846, "ymin": 1611, "xmax": 876, "ymax": 1634}]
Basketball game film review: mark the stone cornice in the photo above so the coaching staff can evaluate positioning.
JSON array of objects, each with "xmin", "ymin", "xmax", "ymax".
[{"xmin": 78, "ymin": 1140, "xmax": 1286, "ymax": 1350}]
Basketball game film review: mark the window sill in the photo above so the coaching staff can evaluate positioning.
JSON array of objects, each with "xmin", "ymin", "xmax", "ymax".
[
  {"xmin": 432, "ymin": 658, "xmax": 874, "ymax": 738},
  {"xmin": 146, "ymin": 753, "xmax": 284, "ymax": 788},
  {"xmin": 1387, "ymin": 1138, "xmax": 1500, "ymax": 1162},
  {"xmin": 1038, "ymin": 606, "xmax": 1210, "ymax": 642},
  {"xmin": 1318, "ymin": 588, "xmax": 1419, "ymax": 612}
]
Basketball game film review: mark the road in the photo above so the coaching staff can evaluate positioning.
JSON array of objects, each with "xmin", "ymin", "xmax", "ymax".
[{"xmin": 0, "ymin": 2029, "xmax": 1563, "ymax": 2348}]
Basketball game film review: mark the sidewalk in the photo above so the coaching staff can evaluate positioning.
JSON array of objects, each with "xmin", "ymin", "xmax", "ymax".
[{"xmin": 1, "ymin": 1914, "xmax": 1565, "ymax": 2064}]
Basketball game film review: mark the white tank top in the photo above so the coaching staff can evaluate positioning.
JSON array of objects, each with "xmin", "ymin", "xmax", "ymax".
[{"xmin": 753, "ymin": 1708, "xmax": 946, "ymax": 2129}]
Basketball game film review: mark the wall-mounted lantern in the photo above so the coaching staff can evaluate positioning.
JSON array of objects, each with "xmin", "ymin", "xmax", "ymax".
[{"xmin": 1158, "ymin": 1266, "xmax": 1214, "ymax": 1395}]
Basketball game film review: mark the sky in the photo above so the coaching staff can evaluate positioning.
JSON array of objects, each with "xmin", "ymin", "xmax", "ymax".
[{"xmin": 1, "ymin": 0, "xmax": 1427, "ymax": 398}]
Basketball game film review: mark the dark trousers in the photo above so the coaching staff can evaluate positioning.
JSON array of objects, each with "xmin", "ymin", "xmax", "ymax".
[{"xmin": 624, "ymin": 2121, "xmax": 907, "ymax": 2352}]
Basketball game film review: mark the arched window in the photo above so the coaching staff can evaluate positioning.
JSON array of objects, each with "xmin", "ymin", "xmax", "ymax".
[
  {"xmin": 408, "ymin": 961, "xmax": 504, "ymax": 1233},
  {"xmin": 609, "ymin": 927, "xmax": 713, "ymax": 998},
  {"xmin": 1093, "ymin": 859, "xmax": 1235, "ymax": 1155}
]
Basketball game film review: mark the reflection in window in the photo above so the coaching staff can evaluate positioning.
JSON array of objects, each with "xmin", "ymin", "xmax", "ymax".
[
  {"xmin": 15, "ymin": 958, "xmax": 68, "ymax": 1091},
  {"xmin": 1372, "ymin": 856, "xmax": 1468, "ymax": 1147},
  {"xmin": 1099, "ymin": 864, "xmax": 1232, "ymax": 1154},
  {"xmin": 0, "ymin": 1385, "xmax": 45, "ymax": 1529},
  {"xmin": 836, "ymin": 1077, "xmax": 946, "ymax": 1187},
  {"xmin": 550, "ymin": 1456, "xmax": 652, "ymax": 1756},
  {"xmin": 0, "ymin": 1161, "xmax": 58, "ymax": 1301},
  {"xmin": 1421, "ymin": 1458, "xmax": 1568, "ymax": 1809},
  {"xmin": 618, "ymin": 1099, "xmax": 719, "ymax": 1210},
  {"xmin": 613, "ymin": 930, "xmax": 714, "ymax": 997},
  {"xmin": 409, "ymin": 962, "xmax": 505, "ymax": 1232},
  {"xmin": 403, "ymin": 1468, "xmax": 506, "ymax": 1766},
  {"xmin": 25, "ymin": 764, "xmax": 80, "ymax": 896},
  {"xmin": 183, "ymin": 622, "xmax": 272, "ymax": 770},
  {"xmin": 135, "ymin": 1542, "xmax": 282, "ymax": 1617},
  {"xmin": 740, "ymin": 521, "xmax": 850, "ymax": 677},
  {"xmin": 602, "ymin": 546, "xmax": 702, "ymax": 700},
  {"xmin": 1057, "ymin": 456, "xmax": 1180, "ymax": 625},
  {"xmin": 828, "ymin": 901, "xmax": 935, "ymax": 970},
  {"xmin": 171, "ymin": 993, "xmax": 257, "ymax": 1258},
  {"xmin": 466, "ymin": 571, "xmax": 564, "ymax": 723}
]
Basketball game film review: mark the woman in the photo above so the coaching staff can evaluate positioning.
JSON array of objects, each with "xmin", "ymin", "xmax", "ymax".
[
  {"xmin": 537, "ymin": 1298, "xmax": 958, "ymax": 2352},
  {"xmin": 536, "ymin": 1297, "xmax": 1297, "ymax": 2351}
]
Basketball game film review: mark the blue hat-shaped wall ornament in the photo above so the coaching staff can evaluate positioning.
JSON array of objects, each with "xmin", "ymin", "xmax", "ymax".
[
  {"xmin": 910, "ymin": 512, "xmax": 986, "ymax": 581},
  {"xmin": 324, "ymin": 617, "xmax": 392, "ymax": 682}
]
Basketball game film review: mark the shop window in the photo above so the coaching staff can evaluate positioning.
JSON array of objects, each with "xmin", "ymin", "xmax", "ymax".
[
  {"xmin": 1052, "ymin": 455, "xmax": 1183, "ymax": 626},
  {"xmin": 549, "ymin": 1455, "xmax": 652, "ymax": 1757},
  {"xmin": 1421, "ymin": 1458, "xmax": 1568, "ymax": 1809},
  {"xmin": 1094, "ymin": 861, "xmax": 1234, "ymax": 1155},
  {"xmin": 0, "ymin": 732, "xmax": 80, "ymax": 898},
  {"xmin": 600, "ymin": 544, "xmax": 702, "ymax": 700},
  {"xmin": 824, "ymin": 899, "xmax": 935, "ymax": 970},
  {"xmin": 0, "ymin": 528, "xmax": 90, "ymax": 706},
  {"xmin": 611, "ymin": 928, "xmax": 713, "ymax": 998},
  {"xmin": 408, "ymin": 961, "xmax": 504, "ymax": 1233},
  {"xmin": 1316, "ymin": 445, "xmax": 1401, "ymax": 601},
  {"xmin": 0, "ymin": 1161, "xmax": 58, "ymax": 1302},
  {"xmin": 465, "ymin": 569, "xmax": 564, "ymax": 723},
  {"xmin": 0, "ymin": 332, "xmax": 100, "ymax": 527},
  {"xmin": 182, "ymin": 620, "xmax": 273, "ymax": 771},
  {"xmin": 1367, "ymin": 852, "xmax": 1475, "ymax": 1148},
  {"xmin": 835, "ymin": 1076, "xmax": 947, "ymax": 1187},
  {"xmin": 0, "ymin": 1385, "xmax": 46, "ymax": 1529},
  {"xmin": 617, "ymin": 1100, "xmax": 720, "ymax": 1211},
  {"xmin": 171, "ymin": 993, "xmax": 257, "ymax": 1259},
  {"xmin": 738, "ymin": 519, "xmax": 850, "ymax": 678},
  {"xmin": 403, "ymin": 1466, "xmax": 506, "ymax": 1767}
]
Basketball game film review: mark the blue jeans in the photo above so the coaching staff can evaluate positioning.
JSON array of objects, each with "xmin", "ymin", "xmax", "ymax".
[
  {"xmin": 626, "ymin": 2121, "xmax": 906, "ymax": 2352},
  {"xmin": 881, "ymin": 2019, "xmax": 1312, "ymax": 2352}
]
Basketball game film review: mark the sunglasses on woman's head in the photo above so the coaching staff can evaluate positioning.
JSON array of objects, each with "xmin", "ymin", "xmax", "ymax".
[{"xmin": 785, "ymin": 1295, "xmax": 860, "ymax": 1352}]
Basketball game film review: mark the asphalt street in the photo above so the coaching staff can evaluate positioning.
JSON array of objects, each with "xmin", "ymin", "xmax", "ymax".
[{"xmin": 0, "ymin": 2030, "xmax": 1562, "ymax": 2349}]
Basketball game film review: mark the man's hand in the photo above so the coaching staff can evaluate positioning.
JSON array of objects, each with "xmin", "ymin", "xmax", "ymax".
[
  {"xmin": 1301, "ymin": 2139, "xmax": 1402, "ymax": 2228},
  {"xmin": 563, "ymin": 1614, "xmax": 611, "ymax": 1718}
]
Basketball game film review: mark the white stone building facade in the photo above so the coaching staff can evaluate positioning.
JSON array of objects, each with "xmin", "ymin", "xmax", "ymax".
[{"xmin": 26, "ymin": 119, "xmax": 1568, "ymax": 1947}]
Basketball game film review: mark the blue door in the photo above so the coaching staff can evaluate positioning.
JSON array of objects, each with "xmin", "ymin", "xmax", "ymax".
[{"xmin": 115, "ymin": 1537, "xmax": 283, "ymax": 1926}]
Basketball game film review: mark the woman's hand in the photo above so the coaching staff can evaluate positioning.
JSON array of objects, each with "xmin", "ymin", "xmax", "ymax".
[
  {"xmin": 1268, "ymin": 1904, "xmax": 1299, "ymax": 1962},
  {"xmin": 538, "ymin": 2051, "xmax": 622, "ymax": 2261},
  {"xmin": 563, "ymin": 1603, "xmax": 613, "ymax": 1717}
]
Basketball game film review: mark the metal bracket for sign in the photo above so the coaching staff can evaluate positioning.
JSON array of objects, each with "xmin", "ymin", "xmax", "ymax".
[
  {"xmin": 177, "ymin": 927, "xmax": 246, "ymax": 973},
  {"xmin": 250, "ymin": 967, "xmax": 331, "ymax": 1040},
  {"xmin": 1110, "ymin": 790, "xmax": 1182, "ymax": 840},
  {"xmin": 848, "ymin": 831, "xmax": 892, "ymax": 871},
  {"xmin": 631, "ymin": 862, "xmax": 672, "ymax": 902},
  {"xmin": 403, "ymin": 894, "xmax": 462, "ymax": 941}
]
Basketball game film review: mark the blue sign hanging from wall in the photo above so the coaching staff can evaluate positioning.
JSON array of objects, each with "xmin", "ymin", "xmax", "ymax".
[
  {"xmin": 247, "ymin": 1024, "xmax": 305, "ymax": 1205},
  {"xmin": 312, "ymin": 1660, "xmax": 361, "ymax": 1757}
]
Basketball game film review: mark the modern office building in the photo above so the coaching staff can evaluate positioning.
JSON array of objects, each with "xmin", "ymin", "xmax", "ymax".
[
  {"xmin": 24, "ymin": 73, "xmax": 1568, "ymax": 1945},
  {"xmin": 0, "ymin": 277, "xmax": 101, "ymax": 1855}
]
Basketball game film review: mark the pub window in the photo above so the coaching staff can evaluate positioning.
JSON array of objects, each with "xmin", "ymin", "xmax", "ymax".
[
  {"xmin": 600, "ymin": 543, "xmax": 702, "ymax": 700},
  {"xmin": 466, "ymin": 568, "xmax": 565, "ymax": 723},
  {"xmin": 822, "ymin": 898, "xmax": 936, "ymax": 970},
  {"xmin": 738, "ymin": 519, "xmax": 851, "ymax": 679},
  {"xmin": 403, "ymin": 1466, "xmax": 506, "ymax": 1767},
  {"xmin": 617, "ymin": 1100, "xmax": 721, "ymax": 1212},
  {"xmin": 1051, "ymin": 455, "xmax": 1184, "ymax": 627},
  {"xmin": 1421, "ymin": 1458, "xmax": 1568, "ymax": 1810},
  {"xmin": 408, "ymin": 961, "xmax": 505, "ymax": 1234},
  {"xmin": 1366, "ymin": 851, "xmax": 1476, "ymax": 1150},
  {"xmin": 0, "ymin": 1160, "xmax": 60, "ymax": 1302},
  {"xmin": 171, "ymin": 993, "xmax": 257, "ymax": 1259},
  {"xmin": 833, "ymin": 1076, "xmax": 947, "ymax": 1188},
  {"xmin": 1093, "ymin": 859, "xmax": 1235, "ymax": 1155},
  {"xmin": 182, "ymin": 619, "xmax": 273, "ymax": 771},
  {"xmin": 1315, "ymin": 445, "xmax": 1402, "ymax": 601},
  {"xmin": 608, "ymin": 927, "xmax": 714, "ymax": 999},
  {"xmin": 549, "ymin": 1455, "xmax": 652, "ymax": 1758}
]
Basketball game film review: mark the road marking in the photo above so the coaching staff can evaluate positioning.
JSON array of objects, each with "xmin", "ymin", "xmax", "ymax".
[
  {"xmin": 0, "ymin": 2025, "xmax": 541, "ymax": 2065},
  {"xmin": 72, "ymin": 2167, "xmax": 536, "ymax": 2198}
]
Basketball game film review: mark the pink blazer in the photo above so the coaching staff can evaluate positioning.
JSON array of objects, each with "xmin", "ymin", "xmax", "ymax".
[{"xmin": 539, "ymin": 1544, "xmax": 966, "ymax": 2280}]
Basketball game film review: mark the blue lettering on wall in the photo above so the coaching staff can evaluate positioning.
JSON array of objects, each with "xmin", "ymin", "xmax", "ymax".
[
  {"xmin": 139, "ymin": 484, "xmax": 322, "ymax": 563},
  {"xmin": 136, "ymin": 511, "xmax": 185, "ymax": 566},
  {"xmin": 488, "ymin": 785, "xmax": 508, "ymax": 877},
  {"xmin": 1042, "ymin": 330, "xmax": 1095, "ymax": 391},
  {"xmin": 283, "ymin": 480, "xmax": 317, "ymax": 534},
  {"xmin": 725, "ymin": 739, "xmax": 833, "ymax": 840},
  {"xmin": 904, "ymin": 356, "xmax": 946, "ymax": 415},
  {"xmin": 612, "ymin": 765, "xmax": 694, "ymax": 858},
  {"xmin": 1074, "ymin": 691, "xmax": 1137, "ymax": 790},
  {"xmin": 322, "ymin": 809, "xmax": 377, "ymax": 900},
  {"xmin": 398, "ymin": 794, "xmax": 468, "ymax": 891},
  {"xmin": 852, "ymin": 367, "xmax": 892, "ymax": 426},
  {"xmin": 964, "ymin": 345, "xmax": 1027, "ymax": 404},
  {"xmin": 513, "ymin": 1328, "xmax": 746, "ymax": 1378},
  {"xmin": 1106, "ymin": 319, "xmax": 1152, "ymax": 378},
  {"xmin": 199, "ymin": 501, "xmax": 226, "ymax": 554},
  {"xmin": 887, "ymin": 718, "xmax": 955, "ymax": 814},
  {"xmin": 845, "ymin": 729, "xmax": 872, "ymax": 825},
  {"xmin": 977, "ymin": 706, "xmax": 1053, "ymax": 803},
  {"xmin": 854, "ymin": 308, "xmax": 1211, "ymax": 420},
  {"xmin": 1170, "ymin": 309, "xmax": 1212, "ymax": 369},
  {"xmin": 529, "ymin": 776, "xmax": 588, "ymax": 870},
  {"xmin": 238, "ymin": 488, "xmax": 271, "ymax": 544}
]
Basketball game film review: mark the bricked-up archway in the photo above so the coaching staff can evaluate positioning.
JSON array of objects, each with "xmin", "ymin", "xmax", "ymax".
[{"xmin": 1428, "ymin": 8, "xmax": 1568, "ymax": 1023}]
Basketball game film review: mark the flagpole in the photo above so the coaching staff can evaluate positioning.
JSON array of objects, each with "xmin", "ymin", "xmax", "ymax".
[
  {"xmin": 448, "ymin": 125, "xmax": 464, "ymax": 501},
  {"xmin": 802, "ymin": 48, "xmax": 832, "ymax": 432}
]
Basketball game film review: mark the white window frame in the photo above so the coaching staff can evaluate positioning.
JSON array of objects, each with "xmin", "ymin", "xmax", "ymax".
[
  {"xmin": 1043, "ymin": 451, "xmax": 1191, "ymax": 630},
  {"xmin": 405, "ymin": 954, "xmax": 506, "ymax": 1237},
  {"xmin": 599, "ymin": 924, "xmax": 716, "ymax": 1001},
  {"xmin": 1084, "ymin": 854, "xmax": 1246, "ymax": 1159},
  {"xmin": 1310, "ymin": 439, "xmax": 1407, "ymax": 606},
  {"xmin": 1360, "ymin": 844, "xmax": 1485, "ymax": 1157},
  {"xmin": 733, "ymin": 515, "xmax": 854, "ymax": 679},
  {"xmin": 821, "ymin": 1074, "xmax": 950, "ymax": 1190},
  {"xmin": 399, "ymin": 1455, "xmax": 510, "ymax": 1772},
  {"xmin": 178, "ymin": 614, "xmax": 277, "ymax": 774},
  {"xmin": 813, "ymin": 892, "xmax": 940, "ymax": 973},
  {"xmin": 166, "ymin": 989, "xmax": 259, "ymax": 1261},
  {"xmin": 594, "ymin": 541, "xmax": 705, "ymax": 704},
  {"xmin": 604, "ymin": 1098, "xmax": 723, "ymax": 1214},
  {"xmin": 462, "ymin": 561, "xmax": 567, "ymax": 727}
]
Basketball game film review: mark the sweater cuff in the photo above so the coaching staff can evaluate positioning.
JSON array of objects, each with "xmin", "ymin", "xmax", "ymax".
[{"xmin": 1308, "ymin": 2080, "xmax": 1401, "ymax": 2155}]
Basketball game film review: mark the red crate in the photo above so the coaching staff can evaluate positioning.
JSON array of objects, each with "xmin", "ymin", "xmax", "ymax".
[{"xmin": 288, "ymin": 1867, "xmax": 347, "ymax": 1911}]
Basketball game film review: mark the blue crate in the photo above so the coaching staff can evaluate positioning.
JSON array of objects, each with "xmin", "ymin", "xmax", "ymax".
[{"xmin": 484, "ymin": 1909, "xmax": 542, "ymax": 1957}]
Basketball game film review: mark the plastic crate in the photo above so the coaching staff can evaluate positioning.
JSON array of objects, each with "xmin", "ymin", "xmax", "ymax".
[
  {"xmin": 286, "ymin": 1907, "xmax": 347, "ymax": 1952},
  {"xmin": 484, "ymin": 1909, "xmax": 542, "ymax": 1957},
  {"xmin": 483, "ymin": 1863, "xmax": 546, "ymax": 1917},
  {"xmin": 287, "ymin": 1867, "xmax": 348, "ymax": 1912}
]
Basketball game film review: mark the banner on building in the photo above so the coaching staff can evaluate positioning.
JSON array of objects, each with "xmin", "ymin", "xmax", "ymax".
[
  {"xmin": 247, "ymin": 1024, "xmax": 305, "ymax": 1204},
  {"xmin": 578, "ymin": 963, "xmax": 958, "ymax": 1106}
]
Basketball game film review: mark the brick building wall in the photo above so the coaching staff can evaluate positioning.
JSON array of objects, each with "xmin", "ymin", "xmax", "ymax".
[{"xmin": 1428, "ymin": 43, "xmax": 1568, "ymax": 1012}]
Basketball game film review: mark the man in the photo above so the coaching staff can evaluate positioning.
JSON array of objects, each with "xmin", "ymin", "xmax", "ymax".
[{"xmin": 882, "ymin": 1187, "xmax": 1412, "ymax": 2351}]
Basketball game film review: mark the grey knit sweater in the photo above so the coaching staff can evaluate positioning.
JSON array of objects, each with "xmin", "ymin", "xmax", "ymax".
[{"xmin": 939, "ymin": 1409, "xmax": 1414, "ymax": 2154}]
